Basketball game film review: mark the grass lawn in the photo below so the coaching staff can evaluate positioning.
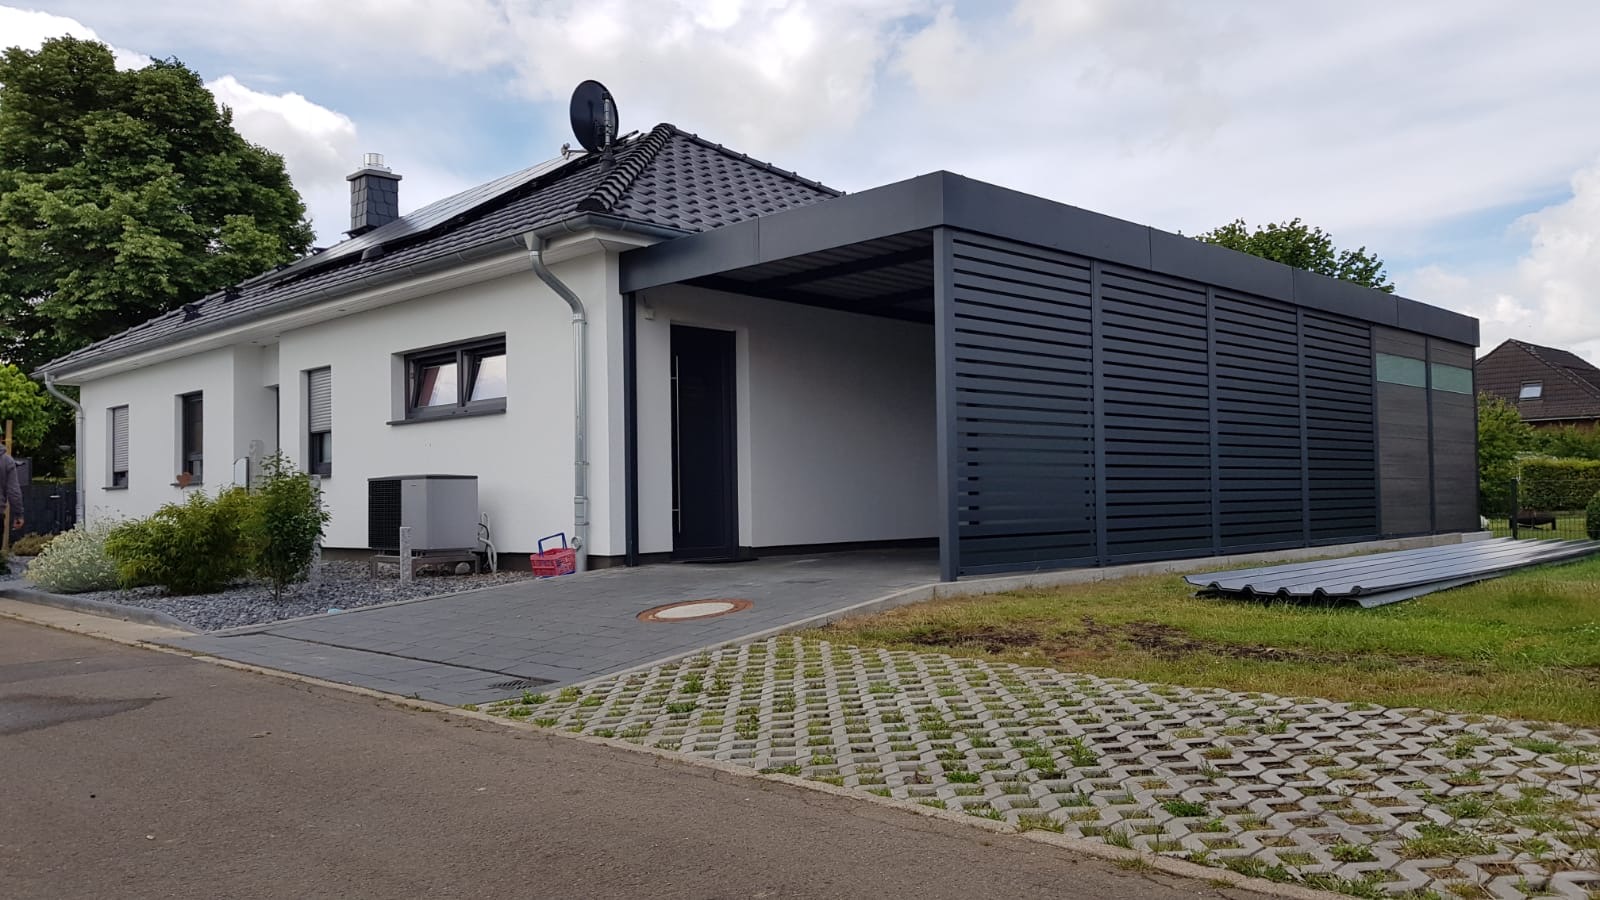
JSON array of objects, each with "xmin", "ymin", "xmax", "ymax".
[{"xmin": 814, "ymin": 554, "xmax": 1600, "ymax": 727}]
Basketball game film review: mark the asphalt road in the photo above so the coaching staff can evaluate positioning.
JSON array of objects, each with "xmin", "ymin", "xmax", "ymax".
[{"xmin": 0, "ymin": 618, "xmax": 1266, "ymax": 900}]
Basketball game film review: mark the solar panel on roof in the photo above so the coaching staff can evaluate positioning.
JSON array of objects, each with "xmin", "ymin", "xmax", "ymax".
[{"xmin": 269, "ymin": 152, "xmax": 585, "ymax": 283}]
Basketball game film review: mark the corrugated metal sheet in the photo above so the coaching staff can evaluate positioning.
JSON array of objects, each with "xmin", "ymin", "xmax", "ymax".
[{"xmin": 1186, "ymin": 538, "xmax": 1600, "ymax": 603}]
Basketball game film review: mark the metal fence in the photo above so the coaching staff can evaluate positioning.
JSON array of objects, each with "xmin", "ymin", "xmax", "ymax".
[
  {"xmin": 1488, "ymin": 479, "xmax": 1593, "ymax": 541},
  {"xmin": 13, "ymin": 483, "xmax": 77, "ymax": 537}
]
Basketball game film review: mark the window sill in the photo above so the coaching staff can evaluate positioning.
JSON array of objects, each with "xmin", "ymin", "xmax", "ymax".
[
  {"xmin": 388, "ymin": 402, "xmax": 506, "ymax": 426},
  {"xmin": 170, "ymin": 481, "xmax": 204, "ymax": 488},
  {"xmin": 103, "ymin": 485, "xmax": 128, "ymax": 491}
]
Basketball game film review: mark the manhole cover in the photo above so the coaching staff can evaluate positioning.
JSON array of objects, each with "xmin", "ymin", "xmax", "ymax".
[{"xmin": 637, "ymin": 598, "xmax": 753, "ymax": 622}]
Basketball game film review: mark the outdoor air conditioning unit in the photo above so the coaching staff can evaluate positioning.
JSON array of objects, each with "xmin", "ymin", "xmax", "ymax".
[{"xmin": 367, "ymin": 475, "xmax": 479, "ymax": 552}]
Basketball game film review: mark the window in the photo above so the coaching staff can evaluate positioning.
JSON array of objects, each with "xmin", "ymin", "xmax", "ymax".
[
  {"xmin": 109, "ymin": 406, "xmax": 129, "ymax": 488},
  {"xmin": 401, "ymin": 336, "xmax": 507, "ymax": 420},
  {"xmin": 1519, "ymin": 381, "xmax": 1543, "ymax": 400},
  {"xmin": 1430, "ymin": 363, "xmax": 1473, "ymax": 394},
  {"xmin": 1375, "ymin": 353, "xmax": 1427, "ymax": 387},
  {"xmin": 179, "ymin": 392, "xmax": 203, "ymax": 483},
  {"xmin": 306, "ymin": 367, "xmax": 332, "ymax": 477}
]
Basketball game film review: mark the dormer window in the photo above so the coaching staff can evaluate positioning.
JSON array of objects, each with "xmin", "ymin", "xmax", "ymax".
[{"xmin": 1519, "ymin": 381, "xmax": 1543, "ymax": 400}]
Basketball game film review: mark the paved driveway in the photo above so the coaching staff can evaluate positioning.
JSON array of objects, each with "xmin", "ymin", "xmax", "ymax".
[{"xmin": 169, "ymin": 550, "xmax": 935, "ymax": 705}]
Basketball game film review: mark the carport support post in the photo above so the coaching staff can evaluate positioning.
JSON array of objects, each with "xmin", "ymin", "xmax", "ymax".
[{"xmin": 933, "ymin": 228, "xmax": 959, "ymax": 582}]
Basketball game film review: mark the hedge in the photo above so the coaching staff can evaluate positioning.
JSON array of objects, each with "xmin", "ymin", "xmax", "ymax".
[{"xmin": 1518, "ymin": 457, "xmax": 1600, "ymax": 510}]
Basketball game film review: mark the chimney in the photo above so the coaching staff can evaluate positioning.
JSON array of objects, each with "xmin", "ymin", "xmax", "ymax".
[{"xmin": 346, "ymin": 152, "xmax": 401, "ymax": 236}]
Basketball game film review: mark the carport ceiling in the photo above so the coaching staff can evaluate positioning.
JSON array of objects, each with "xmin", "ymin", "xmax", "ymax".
[{"xmin": 685, "ymin": 231, "xmax": 935, "ymax": 323}]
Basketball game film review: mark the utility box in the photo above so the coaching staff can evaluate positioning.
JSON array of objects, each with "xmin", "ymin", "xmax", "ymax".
[{"xmin": 367, "ymin": 475, "xmax": 479, "ymax": 551}]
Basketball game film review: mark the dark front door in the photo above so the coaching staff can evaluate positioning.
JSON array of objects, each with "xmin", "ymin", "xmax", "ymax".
[{"xmin": 672, "ymin": 325, "xmax": 738, "ymax": 560}]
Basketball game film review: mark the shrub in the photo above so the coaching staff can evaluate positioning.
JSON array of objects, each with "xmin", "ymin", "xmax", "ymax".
[
  {"xmin": 25, "ymin": 524, "xmax": 120, "ymax": 593},
  {"xmin": 246, "ymin": 453, "xmax": 330, "ymax": 601},
  {"xmin": 9, "ymin": 531, "xmax": 57, "ymax": 557},
  {"xmin": 1588, "ymin": 491, "xmax": 1600, "ymax": 541},
  {"xmin": 1519, "ymin": 457, "xmax": 1600, "ymax": 510},
  {"xmin": 106, "ymin": 488, "xmax": 256, "ymax": 594}
]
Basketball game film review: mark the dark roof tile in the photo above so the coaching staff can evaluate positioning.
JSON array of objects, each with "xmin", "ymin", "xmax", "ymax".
[{"xmin": 41, "ymin": 125, "xmax": 839, "ymax": 376}]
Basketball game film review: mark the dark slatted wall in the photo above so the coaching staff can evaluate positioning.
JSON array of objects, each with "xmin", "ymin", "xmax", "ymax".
[
  {"xmin": 1099, "ymin": 267, "xmax": 1212, "ymax": 560},
  {"xmin": 939, "ymin": 229, "xmax": 1381, "ymax": 577},
  {"xmin": 1302, "ymin": 313, "xmax": 1379, "ymax": 539},
  {"xmin": 948, "ymin": 232, "xmax": 1097, "ymax": 573},
  {"xmin": 1213, "ymin": 292, "xmax": 1304, "ymax": 549}
]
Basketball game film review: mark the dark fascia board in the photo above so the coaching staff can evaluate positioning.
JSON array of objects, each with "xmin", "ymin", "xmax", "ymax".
[{"xmin": 619, "ymin": 170, "xmax": 1479, "ymax": 344}]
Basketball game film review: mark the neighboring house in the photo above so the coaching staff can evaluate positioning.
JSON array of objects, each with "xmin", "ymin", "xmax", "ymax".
[
  {"xmin": 35, "ymin": 123, "xmax": 1480, "ymax": 581},
  {"xmin": 1475, "ymin": 339, "xmax": 1600, "ymax": 428}
]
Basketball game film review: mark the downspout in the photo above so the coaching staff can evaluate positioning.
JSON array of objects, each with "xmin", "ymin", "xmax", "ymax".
[
  {"xmin": 525, "ymin": 234, "xmax": 589, "ymax": 572},
  {"xmin": 41, "ymin": 374, "xmax": 87, "ymax": 528}
]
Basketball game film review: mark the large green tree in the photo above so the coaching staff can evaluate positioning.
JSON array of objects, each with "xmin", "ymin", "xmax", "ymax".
[
  {"xmin": 1195, "ymin": 218, "xmax": 1395, "ymax": 292},
  {"xmin": 0, "ymin": 36, "xmax": 313, "ymax": 375},
  {"xmin": 0, "ymin": 36, "xmax": 313, "ymax": 475}
]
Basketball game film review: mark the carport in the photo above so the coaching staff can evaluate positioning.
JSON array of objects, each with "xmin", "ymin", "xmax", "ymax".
[{"xmin": 618, "ymin": 172, "xmax": 1480, "ymax": 581}]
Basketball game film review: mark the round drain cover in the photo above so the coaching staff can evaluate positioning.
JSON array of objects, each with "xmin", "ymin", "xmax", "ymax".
[{"xmin": 638, "ymin": 598, "xmax": 753, "ymax": 622}]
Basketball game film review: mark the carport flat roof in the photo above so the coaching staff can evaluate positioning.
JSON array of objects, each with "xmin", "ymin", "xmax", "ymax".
[{"xmin": 620, "ymin": 171, "xmax": 1478, "ymax": 346}]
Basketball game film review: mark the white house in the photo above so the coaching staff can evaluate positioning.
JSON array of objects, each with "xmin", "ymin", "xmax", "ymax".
[{"xmin": 36, "ymin": 123, "xmax": 1480, "ymax": 579}]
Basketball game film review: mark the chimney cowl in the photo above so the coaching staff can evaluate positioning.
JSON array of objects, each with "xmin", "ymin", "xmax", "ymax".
[{"xmin": 346, "ymin": 153, "xmax": 402, "ymax": 236}]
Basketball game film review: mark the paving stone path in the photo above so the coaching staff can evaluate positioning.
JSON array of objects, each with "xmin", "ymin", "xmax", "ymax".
[{"xmin": 486, "ymin": 637, "xmax": 1600, "ymax": 899}]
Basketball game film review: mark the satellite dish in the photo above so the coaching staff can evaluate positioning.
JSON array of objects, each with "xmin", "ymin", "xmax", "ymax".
[{"xmin": 569, "ymin": 80, "xmax": 619, "ymax": 154}]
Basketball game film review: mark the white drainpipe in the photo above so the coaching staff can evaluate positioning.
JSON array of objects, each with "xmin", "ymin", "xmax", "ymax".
[
  {"xmin": 41, "ymin": 373, "xmax": 87, "ymax": 527},
  {"xmin": 524, "ymin": 234, "xmax": 589, "ymax": 572}
]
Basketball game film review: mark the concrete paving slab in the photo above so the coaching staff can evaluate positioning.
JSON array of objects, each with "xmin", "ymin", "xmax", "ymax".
[{"xmin": 166, "ymin": 550, "xmax": 938, "ymax": 705}]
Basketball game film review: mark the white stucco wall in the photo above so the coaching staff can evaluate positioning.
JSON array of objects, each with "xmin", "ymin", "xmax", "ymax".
[
  {"xmin": 274, "ymin": 255, "xmax": 606, "ymax": 553},
  {"xmin": 68, "ymin": 248, "xmax": 934, "ymax": 561},
  {"xmin": 80, "ymin": 347, "xmax": 240, "ymax": 522},
  {"xmin": 636, "ymin": 285, "xmax": 939, "ymax": 553},
  {"xmin": 71, "ymin": 252, "xmax": 617, "ymax": 558}
]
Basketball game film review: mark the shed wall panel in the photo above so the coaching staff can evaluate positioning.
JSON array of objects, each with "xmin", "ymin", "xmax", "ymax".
[{"xmin": 939, "ymin": 231, "xmax": 1464, "ymax": 577}]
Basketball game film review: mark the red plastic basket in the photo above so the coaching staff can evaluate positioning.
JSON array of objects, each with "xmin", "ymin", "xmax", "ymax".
[{"xmin": 531, "ymin": 532, "xmax": 576, "ymax": 577}]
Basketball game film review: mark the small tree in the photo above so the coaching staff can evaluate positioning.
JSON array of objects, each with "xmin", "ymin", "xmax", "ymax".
[
  {"xmin": 1477, "ymin": 393, "xmax": 1535, "ymax": 514},
  {"xmin": 1587, "ymin": 491, "xmax": 1600, "ymax": 540},
  {"xmin": 247, "ymin": 453, "xmax": 329, "ymax": 601}
]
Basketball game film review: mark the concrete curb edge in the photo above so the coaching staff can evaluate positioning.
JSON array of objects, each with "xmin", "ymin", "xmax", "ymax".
[{"xmin": 0, "ymin": 585, "xmax": 195, "ymax": 632}]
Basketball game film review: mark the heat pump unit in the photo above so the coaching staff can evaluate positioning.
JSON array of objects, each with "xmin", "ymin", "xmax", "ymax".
[{"xmin": 367, "ymin": 475, "xmax": 479, "ymax": 552}]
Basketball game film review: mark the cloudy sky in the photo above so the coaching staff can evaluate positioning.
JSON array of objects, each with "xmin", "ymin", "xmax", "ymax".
[{"xmin": 5, "ymin": 1, "xmax": 1600, "ymax": 361}]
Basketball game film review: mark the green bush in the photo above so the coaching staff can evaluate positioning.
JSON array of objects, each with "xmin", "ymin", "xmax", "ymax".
[
  {"xmin": 9, "ymin": 531, "xmax": 57, "ymax": 556},
  {"xmin": 25, "ymin": 524, "xmax": 120, "ymax": 593},
  {"xmin": 106, "ymin": 488, "xmax": 255, "ymax": 594},
  {"xmin": 1588, "ymin": 492, "xmax": 1600, "ymax": 541},
  {"xmin": 1518, "ymin": 457, "xmax": 1600, "ymax": 510},
  {"xmin": 246, "ymin": 453, "xmax": 330, "ymax": 601}
]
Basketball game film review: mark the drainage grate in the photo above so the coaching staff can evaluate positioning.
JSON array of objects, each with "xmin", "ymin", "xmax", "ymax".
[{"xmin": 487, "ymin": 677, "xmax": 555, "ymax": 692}]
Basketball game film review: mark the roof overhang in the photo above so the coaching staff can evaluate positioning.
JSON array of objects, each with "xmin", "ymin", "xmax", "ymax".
[
  {"xmin": 621, "ymin": 171, "xmax": 1479, "ymax": 346},
  {"xmin": 38, "ymin": 216, "xmax": 680, "ymax": 383}
]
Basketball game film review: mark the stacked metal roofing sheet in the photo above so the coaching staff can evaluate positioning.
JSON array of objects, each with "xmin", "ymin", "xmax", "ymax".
[{"xmin": 1185, "ymin": 538, "xmax": 1600, "ymax": 607}]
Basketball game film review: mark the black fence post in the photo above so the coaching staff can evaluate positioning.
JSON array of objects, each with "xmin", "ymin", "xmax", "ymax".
[{"xmin": 1509, "ymin": 478, "xmax": 1519, "ymax": 540}]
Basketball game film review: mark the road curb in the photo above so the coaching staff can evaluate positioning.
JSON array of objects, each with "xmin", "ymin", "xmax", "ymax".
[
  {"xmin": 0, "ymin": 600, "xmax": 1339, "ymax": 900},
  {"xmin": 0, "ymin": 585, "xmax": 195, "ymax": 632}
]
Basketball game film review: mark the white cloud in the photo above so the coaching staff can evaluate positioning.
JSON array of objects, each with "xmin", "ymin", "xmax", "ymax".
[
  {"xmin": 14, "ymin": 0, "xmax": 1600, "ymax": 319},
  {"xmin": 0, "ymin": 4, "xmax": 148, "ymax": 67},
  {"xmin": 1398, "ymin": 157, "xmax": 1600, "ymax": 363},
  {"xmin": 206, "ymin": 76, "xmax": 362, "ymax": 243}
]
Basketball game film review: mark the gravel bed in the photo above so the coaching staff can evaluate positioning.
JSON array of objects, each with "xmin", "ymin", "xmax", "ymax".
[{"xmin": 35, "ymin": 560, "xmax": 538, "ymax": 632}]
